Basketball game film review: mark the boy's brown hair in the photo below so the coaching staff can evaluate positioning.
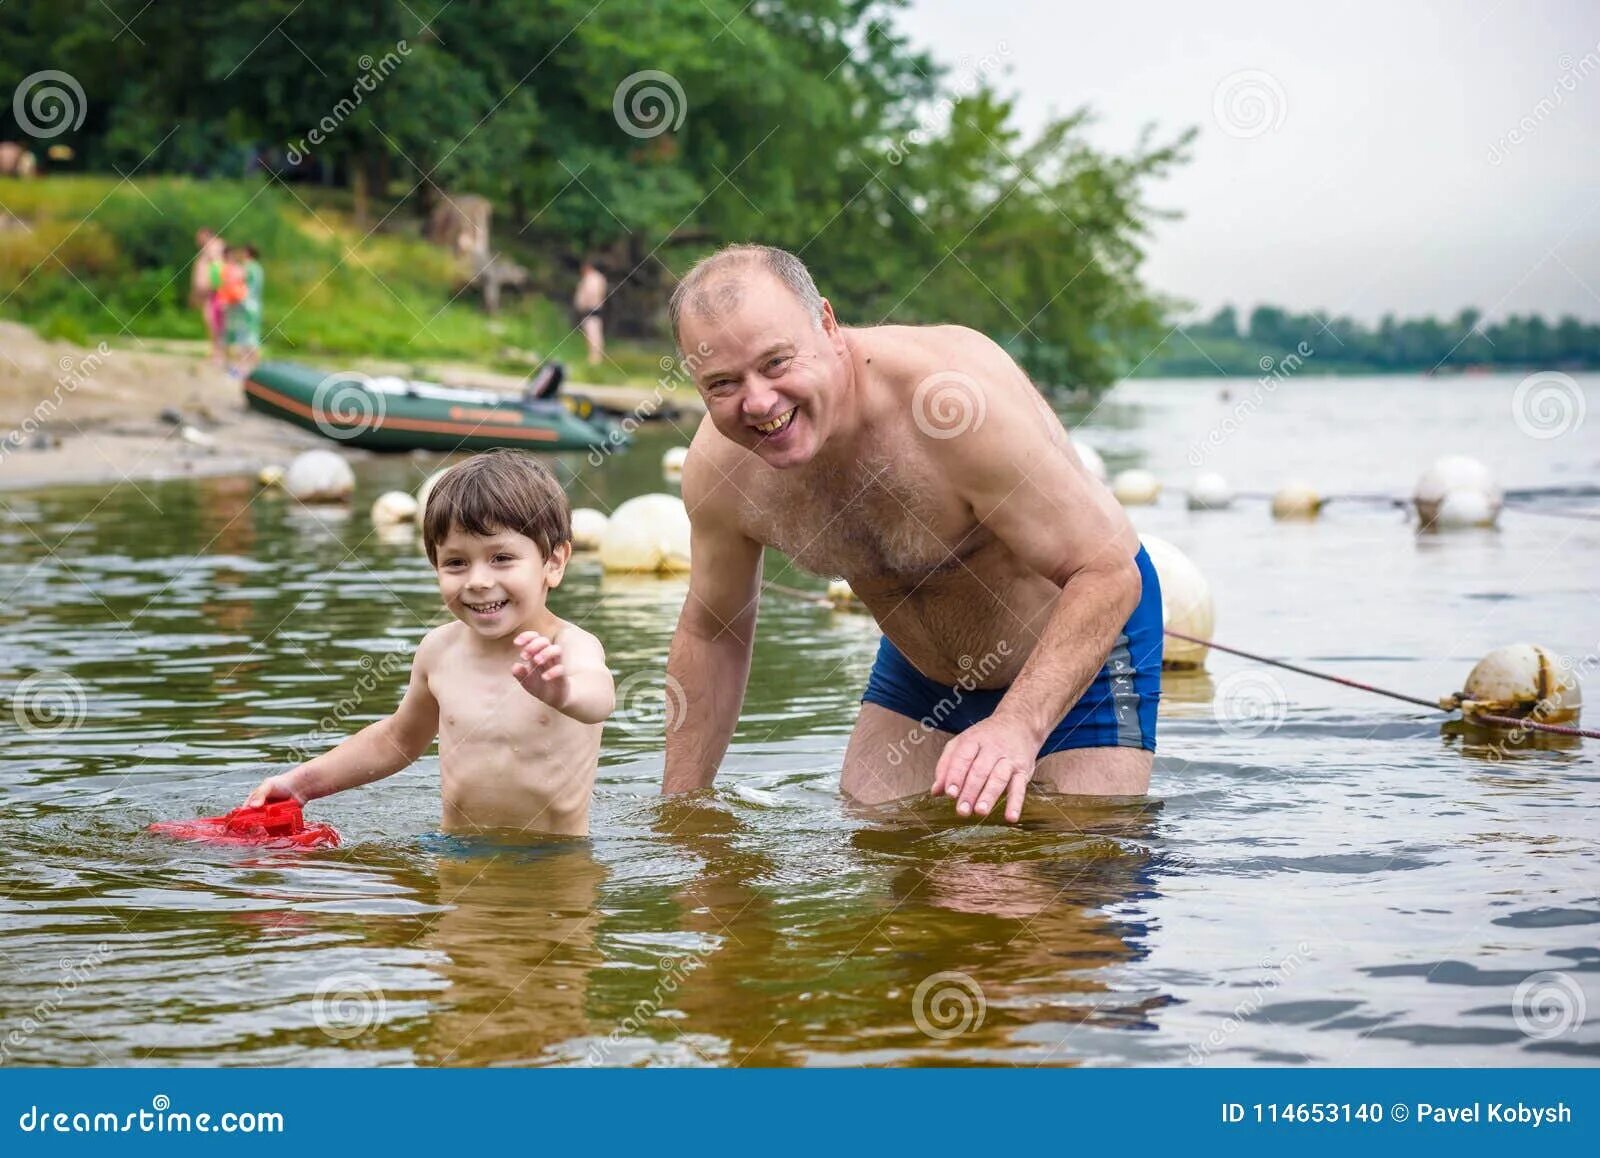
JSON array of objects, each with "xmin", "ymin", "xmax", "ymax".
[{"xmin": 422, "ymin": 450, "xmax": 572, "ymax": 564}]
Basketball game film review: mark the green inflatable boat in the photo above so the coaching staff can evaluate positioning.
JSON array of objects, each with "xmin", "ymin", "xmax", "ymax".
[{"xmin": 244, "ymin": 361, "xmax": 618, "ymax": 453}]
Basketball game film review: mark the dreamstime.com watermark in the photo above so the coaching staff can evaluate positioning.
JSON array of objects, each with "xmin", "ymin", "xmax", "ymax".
[
  {"xmin": 1488, "ymin": 43, "xmax": 1600, "ymax": 165},
  {"xmin": 11, "ymin": 70, "xmax": 86, "ymax": 138},
  {"xmin": 311, "ymin": 972, "xmax": 386, "ymax": 1041},
  {"xmin": 1213, "ymin": 69, "xmax": 1288, "ymax": 140},
  {"xmin": 285, "ymin": 43, "xmax": 412, "ymax": 165},
  {"xmin": 613, "ymin": 70, "xmax": 687, "ymax": 139},
  {"xmin": 7, "ymin": 669, "xmax": 89, "ymax": 736},
  {"xmin": 912, "ymin": 970, "xmax": 987, "ymax": 1040},
  {"xmin": 1187, "ymin": 341, "xmax": 1314, "ymax": 466},
  {"xmin": 1188, "ymin": 942, "xmax": 1314, "ymax": 1064},
  {"xmin": 1511, "ymin": 370, "xmax": 1587, "ymax": 441},
  {"xmin": 309, "ymin": 370, "xmax": 387, "ymax": 441},
  {"xmin": 2, "ymin": 944, "xmax": 112, "ymax": 1063},
  {"xmin": 588, "ymin": 342, "xmax": 710, "ymax": 466},
  {"xmin": 1211, "ymin": 669, "xmax": 1290, "ymax": 738},
  {"xmin": 613, "ymin": 670, "xmax": 687, "ymax": 739},
  {"xmin": 1512, "ymin": 970, "xmax": 1588, "ymax": 1041},
  {"xmin": 587, "ymin": 950, "xmax": 708, "ymax": 1064},
  {"xmin": 885, "ymin": 44, "xmax": 1010, "ymax": 164},
  {"xmin": 0, "ymin": 344, "xmax": 113, "ymax": 465},
  {"xmin": 287, "ymin": 651, "xmax": 408, "ymax": 763},
  {"xmin": 16, "ymin": 1096, "xmax": 284, "ymax": 1135},
  {"xmin": 884, "ymin": 643, "xmax": 1013, "ymax": 767},
  {"xmin": 912, "ymin": 369, "xmax": 987, "ymax": 440}
]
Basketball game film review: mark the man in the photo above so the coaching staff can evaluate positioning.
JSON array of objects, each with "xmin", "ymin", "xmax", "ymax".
[
  {"xmin": 572, "ymin": 260, "xmax": 608, "ymax": 365},
  {"xmin": 662, "ymin": 245, "xmax": 1162, "ymax": 822}
]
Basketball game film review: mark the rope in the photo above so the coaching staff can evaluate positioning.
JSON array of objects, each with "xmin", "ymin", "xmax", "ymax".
[
  {"xmin": 1166, "ymin": 629, "xmax": 1600, "ymax": 740},
  {"xmin": 759, "ymin": 585, "xmax": 1599, "ymax": 741},
  {"xmin": 1163, "ymin": 630, "xmax": 1441, "ymax": 709}
]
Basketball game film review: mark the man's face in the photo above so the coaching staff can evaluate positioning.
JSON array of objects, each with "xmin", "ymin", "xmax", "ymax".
[{"xmin": 680, "ymin": 273, "xmax": 846, "ymax": 470}]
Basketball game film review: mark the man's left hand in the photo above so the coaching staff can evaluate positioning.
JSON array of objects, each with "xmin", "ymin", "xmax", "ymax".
[{"xmin": 931, "ymin": 714, "xmax": 1041, "ymax": 823}]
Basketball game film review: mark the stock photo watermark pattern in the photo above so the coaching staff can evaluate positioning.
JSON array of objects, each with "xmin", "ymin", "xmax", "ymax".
[
  {"xmin": 612, "ymin": 70, "xmax": 687, "ymax": 139},
  {"xmin": 11, "ymin": 70, "xmax": 87, "ymax": 138}
]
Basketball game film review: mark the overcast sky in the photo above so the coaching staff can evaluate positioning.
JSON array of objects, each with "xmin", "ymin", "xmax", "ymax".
[{"xmin": 903, "ymin": 0, "xmax": 1600, "ymax": 323}]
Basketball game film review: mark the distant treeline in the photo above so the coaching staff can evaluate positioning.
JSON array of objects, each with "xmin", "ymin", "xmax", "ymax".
[{"xmin": 1140, "ymin": 304, "xmax": 1600, "ymax": 376}]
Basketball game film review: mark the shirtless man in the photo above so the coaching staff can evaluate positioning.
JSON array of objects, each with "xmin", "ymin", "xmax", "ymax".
[
  {"xmin": 662, "ymin": 245, "xmax": 1162, "ymax": 822},
  {"xmin": 573, "ymin": 260, "xmax": 608, "ymax": 365}
]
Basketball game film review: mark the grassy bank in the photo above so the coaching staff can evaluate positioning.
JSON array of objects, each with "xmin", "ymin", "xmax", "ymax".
[{"xmin": 0, "ymin": 176, "xmax": 668, "ymax": 384}]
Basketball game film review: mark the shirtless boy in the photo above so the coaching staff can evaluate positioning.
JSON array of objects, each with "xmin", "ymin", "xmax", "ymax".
[{"xmin": 247, "ymin": 451, "xmax": 614, "ymax": 836}]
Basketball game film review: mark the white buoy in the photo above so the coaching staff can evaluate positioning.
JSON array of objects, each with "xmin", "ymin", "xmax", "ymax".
[
  {"xmin": 662, "ymin": 446, "xmax": 689, "ymax": 483},
  {"xmin": 599, "ymin": 493, "xmax": 692, "ymax": 574},
  {"xmin": 1112, "ymin": 468, "xmax": 1161, "ymax": 506},
  {"xmin": 284, "ymin": 449, "xmax": 355, "ymax": 503},
  {"xmin": 1140, "ymin": 535, "xmax": 1214, "ymax": 670},
  {"xmin": 826, "ymin": 577, "xmax": 856, "ymax": 605},
  {"xmin": 415, "ymin": 466, "xmax": 452, "ymax": 519},
  {"xmin": 1074, "ymin": 441, "xmax": 1108, "ymax": 482},
  {"xmin": 1414, "ymin": 455, "xmax": 1501, "ymax": 527},
  {"xmin": 257, "ymin": 465, "xmax": 285, "ymax": 489},
  {"xmin": 1433, "ymin": 489, "xmax": 1497, "ymax": 529},
  {"xmin": 570, "ymin": 507, "xmax": 609, "ymax": 551},
  {"xmin": 1445, "ymin": 643, "xmax": 1583, "ymax": 726},
  {"xmin": 1271, "ymin": 481, "xmax": 1322, "ymax": 520},
  {"xmin": 1186, "ymin": 472, "xmax": 1234, "ymax": 511},
  {"xmin": 370, "ymin": 490, "xmax": 419, "ymax": 526}
]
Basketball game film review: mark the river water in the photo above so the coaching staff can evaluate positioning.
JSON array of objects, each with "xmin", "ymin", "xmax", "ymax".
[{"xmin": 1, "ymin": 371, "xmax": 1595, "ymax": 1066}]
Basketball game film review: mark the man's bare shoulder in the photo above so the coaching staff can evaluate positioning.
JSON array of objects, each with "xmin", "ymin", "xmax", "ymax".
[
  {"xmin": 682, "ymin": 413, "xmax": 757, "ymax": 517},
  {"xmin": 853, "ymin": 323, "xmax": 1018, "ymax": 391}
]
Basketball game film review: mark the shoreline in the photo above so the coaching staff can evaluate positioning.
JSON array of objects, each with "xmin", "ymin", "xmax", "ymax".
[{"xmin": 0, "ymin": 321, "xmax": 700, "ymax": 494}]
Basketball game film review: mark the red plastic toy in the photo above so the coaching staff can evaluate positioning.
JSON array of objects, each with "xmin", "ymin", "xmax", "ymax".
[{"xmin": 149, "ymin": 800, "xmax": 341, "ymax": 849}]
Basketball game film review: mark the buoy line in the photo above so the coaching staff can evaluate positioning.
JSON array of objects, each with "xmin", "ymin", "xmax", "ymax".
[
  {"xmin": 759, "ymin": 582, "xmax": 1595, "ymax": 741},
  {"xmin": 1164, "ymin": 629, "xmax": 1600, "ymax": 740}
]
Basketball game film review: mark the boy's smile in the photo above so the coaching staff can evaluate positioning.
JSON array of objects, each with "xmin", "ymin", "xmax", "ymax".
[{"xmin": 434, "ymin": 526, "xmax": 568, "ymax": 640}]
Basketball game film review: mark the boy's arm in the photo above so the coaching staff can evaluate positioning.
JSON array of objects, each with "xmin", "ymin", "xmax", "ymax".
[
  {"xmin": 246, "ymin": 633, "xmax": 442, "ymax": 806},
  {"xmin": 512, "ymin": 626, "xmax": 615, "ymax": 725}
]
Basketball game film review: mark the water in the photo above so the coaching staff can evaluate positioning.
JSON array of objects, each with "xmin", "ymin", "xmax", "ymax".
[{"xmin": 1, "ymin": 372, "xmax": 1596, "ymax": 1067}]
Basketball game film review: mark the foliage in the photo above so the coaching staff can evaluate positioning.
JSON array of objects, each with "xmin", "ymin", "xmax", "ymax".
[
  {"xmin": 1144, "ymin": 303, "xmax": 1600, "ymax": 376},
  {"xmin": 0, "ymin": 0, "xmax": 1189, "ymax": 388}
]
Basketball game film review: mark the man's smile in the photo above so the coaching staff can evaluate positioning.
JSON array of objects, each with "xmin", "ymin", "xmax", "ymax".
[{"xmin": 752, "ymin": 407, "xmax": 796, "ymax": 436}]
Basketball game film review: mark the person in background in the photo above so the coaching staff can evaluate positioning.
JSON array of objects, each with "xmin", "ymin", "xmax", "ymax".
[
  {"xmin": 572, "ymin": 259, "xmax": 608, "ymax": 366},
  {"xmin": 191, "ymin": 229, "xmax": 226, "ymax": 366},
  {"xmin": 232, "ymin": 244, "xmax": 265, "ymax": 377}
]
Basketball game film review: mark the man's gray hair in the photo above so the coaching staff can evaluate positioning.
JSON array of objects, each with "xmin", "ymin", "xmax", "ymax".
[{"xmin": 668, "ymin": 244, "xmax": 825, "ymax": 345}]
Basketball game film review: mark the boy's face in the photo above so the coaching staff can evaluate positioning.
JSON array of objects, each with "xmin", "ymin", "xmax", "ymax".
[{"xmin": 432, "ymin": 525, "xmax": 569, "ymax": 640}]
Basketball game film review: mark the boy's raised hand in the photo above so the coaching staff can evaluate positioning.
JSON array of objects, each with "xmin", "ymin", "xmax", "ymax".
[{"xmin": 512, "ymin": 630, "xmax": 570, "ymax": 710}]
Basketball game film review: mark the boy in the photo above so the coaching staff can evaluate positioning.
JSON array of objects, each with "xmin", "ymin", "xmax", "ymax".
[{"xmin": 246, "ymin": 451, "xmax": 614, "ymax": 836}]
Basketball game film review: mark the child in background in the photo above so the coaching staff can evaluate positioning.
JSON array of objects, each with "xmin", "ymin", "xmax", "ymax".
[{"xmin": 246, "ymin": 452, "xmax": 614, "ymax": 836}]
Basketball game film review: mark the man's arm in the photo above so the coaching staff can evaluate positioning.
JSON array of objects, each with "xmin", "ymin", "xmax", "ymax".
[
  {"xmin": 924, "ymin": 331, "xmax": 1142, "ymax": 821},
  {"xmin": 662, "ymin": 442, "xmax": 764, "ymax": 793}
]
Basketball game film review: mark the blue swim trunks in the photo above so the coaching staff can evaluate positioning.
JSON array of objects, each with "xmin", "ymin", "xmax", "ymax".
[{"xmin": 860, "ymin": 545, "xmax": 1163, "ymax": 754}]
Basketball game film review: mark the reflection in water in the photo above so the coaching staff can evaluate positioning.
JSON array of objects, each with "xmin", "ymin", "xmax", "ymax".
[{"xmin": 415, "ymin": 837, "xmax": 607, "ymax": 1066}]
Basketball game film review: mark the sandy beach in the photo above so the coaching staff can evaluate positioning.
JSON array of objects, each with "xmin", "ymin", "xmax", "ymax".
[{"xmin": 0, "ymin": 321, "xmax": 697, "ymax": 492}]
